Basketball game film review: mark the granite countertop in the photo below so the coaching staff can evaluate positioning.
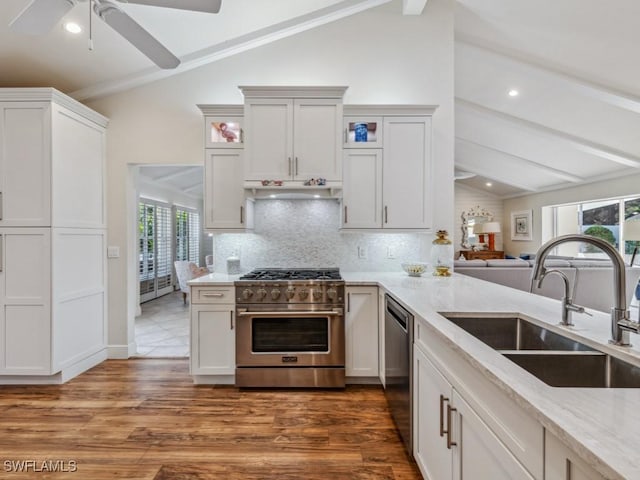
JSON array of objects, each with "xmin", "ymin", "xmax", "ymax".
[{"xmin": 190, "ymin": 270, "xmax": 640, "ymax": 479}]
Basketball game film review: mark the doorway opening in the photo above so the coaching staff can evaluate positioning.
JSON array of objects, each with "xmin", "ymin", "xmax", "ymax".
[{"xmin": 133, "ymin": 165, "xmax": 209, "ymax": 358}]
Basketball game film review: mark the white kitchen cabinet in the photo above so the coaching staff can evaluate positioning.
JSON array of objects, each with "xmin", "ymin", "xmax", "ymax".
[
  {"xmin": 0, "ymin": 229, "xmax": 51, "ymax": 374},
  {"xmin": 414, "ymin": 342, "xmax": 536, "ymax": 480},
  {"xmin": 190, "ymin": 304, "xmax": 235, "ymax": 375},
  {"xmin": 241, "ymin": 87, "xmax": 347, "ymax": 182},
  {"xmin": 203, "ymin": 115, "xmax": 243, "ymax": 148},
  {"xmin": 190, "ymin": 286, "xmax": 236, "ymax": 380},
  {"xmin": 413, "ymin": 343, "xmax": 453, "ymax": 480},
  {"xmin": 345, "ymin": 286, "xmax": 379, "ymax": 379},
  {"xmin": 204, "ymin": 149, "xmax": 253, "ymax": 231},
  {"xmin": 341, "ymin": 107, "xmax": 436, "ymax": 230},
  {"xmin": 0, "ymin": 89, "xmax": 108, "ymax": 384},
  {"xmin": 343, "ymin": 116, "xmax": 383, "ymax": 148},
  {"xmin": 545, "ymin": 431, "xmax": 606, "ymax": 480},
  {"xmin": 382, "ymin": 116, "xmax": 433, "ymax": 229},
  {"xmin": 342, "ymin": 149, "xmax": 382, "ymax": 229}
]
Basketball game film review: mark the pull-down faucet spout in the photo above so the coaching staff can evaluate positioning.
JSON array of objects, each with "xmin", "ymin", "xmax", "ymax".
[{"xmin": 530, "ymin": 234, "xmax": 639, "ymax": 346}]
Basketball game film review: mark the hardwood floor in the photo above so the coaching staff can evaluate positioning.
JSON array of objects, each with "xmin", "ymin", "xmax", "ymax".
[{"xmin": 0, "ymin": 359, "xmax": 421, "ymax": 479}]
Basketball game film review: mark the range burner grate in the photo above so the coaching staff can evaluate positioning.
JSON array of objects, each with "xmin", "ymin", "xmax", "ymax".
[{"xmin": 238, "ymin": 268, "xmax": 342, "ymax": 281}]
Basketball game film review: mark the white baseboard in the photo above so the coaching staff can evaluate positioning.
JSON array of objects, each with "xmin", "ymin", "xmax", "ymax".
[
  {"xmin": 108, "ymin": 343, "xmax": 133, "ymax": 359},
  {"xmin": 60, "ymin": 348, "xmax": 108, "ymax": 382},
  {"xmin": 193, "ymin": 375, "xmax": 235, "ymax": 385}
]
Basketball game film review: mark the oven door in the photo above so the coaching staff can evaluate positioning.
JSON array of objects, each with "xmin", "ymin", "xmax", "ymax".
[{"xmin": 236, "ymin": 308, "xmax": 344, "ymax": 367}]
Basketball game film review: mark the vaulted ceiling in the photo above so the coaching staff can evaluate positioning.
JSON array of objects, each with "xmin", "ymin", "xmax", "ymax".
[{"xmin": 1, "ymin": 0, "xmax": 637, "ymax": 199}]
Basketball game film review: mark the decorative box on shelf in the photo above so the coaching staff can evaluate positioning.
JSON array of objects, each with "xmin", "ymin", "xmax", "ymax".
[{"xmin": 458, "ymin": 250, "xmax": 505, "ymax": 260}]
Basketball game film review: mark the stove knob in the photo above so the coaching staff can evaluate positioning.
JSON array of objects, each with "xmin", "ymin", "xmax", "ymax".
[
  {"xmin": 298, "ymin": 288, "xmax": 309, "ymax": 300},
  {"xmin": 327, "ymin": 288, "xmax": 337, "ymax": 301},
  {"xmin": 242, "ymin": 289, "xmax": 254, "ymax": 301},
  {"xmin": 286, "ymin": 287, "xmax": 296, "ymax": 300},
  {"xmin": 256, "ymin": 288, "xmax": 267, "ymax": 300},
  {"xmin": 271, "ymin": 289, "xmax": 281, "ymax": 301},
  {"xmin": 312, "ymin": 290, "xmax": 322, "ymax": 301}
]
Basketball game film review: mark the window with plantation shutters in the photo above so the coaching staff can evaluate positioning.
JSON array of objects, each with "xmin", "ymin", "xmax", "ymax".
[
  {"xmin": 139, "ymin": 199, "xmax": 173, "ymax": 303},
  {"xmin": 176, "ymin": 207, "xmax": 200, "ymax": 265}
]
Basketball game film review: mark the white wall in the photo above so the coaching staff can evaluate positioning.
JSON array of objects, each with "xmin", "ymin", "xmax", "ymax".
[
  {"xmin": 503, "ymin": 172, "xmax": 640, "ymax": 256},
  {"xmin": 86, "ymin": 0, "xmax": 454, "ymax": 357},
  {"xmin": 454, "ymin": 183, "xmax": 504, "ymax": 252}
]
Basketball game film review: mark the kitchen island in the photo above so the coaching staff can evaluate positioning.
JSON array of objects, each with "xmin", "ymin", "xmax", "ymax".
[{"xmin": 190, "ymin": 271, "xmax": 640, "ymax": 480}]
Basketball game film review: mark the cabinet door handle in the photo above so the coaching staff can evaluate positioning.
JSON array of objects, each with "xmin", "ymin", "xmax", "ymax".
[
  {"xmin": 288, "ymin": 157, "xmax": 292, "ymax": 176},
  {"xmin": 344, "ymin": 128, "xmax": 348, "ymax": 143},
  {"xmin": 384, "ymin": 206, "xmax": 388, "ymax": 224},
  {"xmin": 203, "ymin": 293, "xmax": 224, "ymax": 298},
  {"xmin": 344, "ymin": 205, "xmax": 348, "ymax": 224},
  {"xmin": 230, "ymin": 311, "xmax": 234, "ymax": 330},
  {"xmin": 240, "ymin": 205, "xmax": 244, "ymax": 224},
  {"xmin": 295, "ymin": 157, "xmax": 298, "ymax": 176},
  {"xmin": 0, "ymin": 191, "xmax": 3, "ymax": 220},
  {"xmin": 347, "ymin": 292, "xmax": 350, "ymax": 312},
  {"xmin": 0, "ymin": 234, "xmax": 3, "ymax": 272},
  {"xmin": 240, "ymin": 128, "xmax": 244, "ymax": 143},
  {"xmin": 439, "ymin": 394, "xmax": 446, "ymax": 437},
  {"xmin": 446, "ymin": 403, "xmax": 457, "ymax": 449}
]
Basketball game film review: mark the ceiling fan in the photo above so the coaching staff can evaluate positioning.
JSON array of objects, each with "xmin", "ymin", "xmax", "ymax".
[{"xmin": 9, "ymin": 0, "xmax": 222, "ymax": 69}]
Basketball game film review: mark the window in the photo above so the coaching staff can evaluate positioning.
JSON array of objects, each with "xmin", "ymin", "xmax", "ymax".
[
  {"xmin": 550, "ymin": 195, "xmax": 640, "ymax": 262},
  {"xmin": 176, "ymin": 207, "xmax": 200, "ymax": 265},
  {"xmin": 139, "ymin": 200, "xmax": 173, "ymax": 302}
]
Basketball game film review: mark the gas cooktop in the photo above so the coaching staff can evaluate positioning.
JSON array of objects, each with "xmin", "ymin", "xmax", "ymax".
[{"xmin": 237, "ymin": 268, "xmax": 342, "ymax": 282}]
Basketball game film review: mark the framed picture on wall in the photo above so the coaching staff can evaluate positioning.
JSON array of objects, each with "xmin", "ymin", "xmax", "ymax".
[{"xmin": 511, "ymin": 210, "xmax": 533, "ymax": 241}]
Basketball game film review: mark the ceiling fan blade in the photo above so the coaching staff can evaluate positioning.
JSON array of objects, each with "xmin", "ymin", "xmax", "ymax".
[
  {"xmin": 95, "ymin": 1, "xmax": 180, "ymax": 69},
  {"xmin": 119, "ymin": 0, "xmax": 221, "ymax": 14},
  {"xmin": 9, "ymin": 0, "xmax": 76, "ymax": 35}
]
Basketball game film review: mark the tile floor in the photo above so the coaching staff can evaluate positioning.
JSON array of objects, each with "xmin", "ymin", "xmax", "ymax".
[{"xmin": 134, "ymin": 291, "xmax": 190, "ymax": 357}]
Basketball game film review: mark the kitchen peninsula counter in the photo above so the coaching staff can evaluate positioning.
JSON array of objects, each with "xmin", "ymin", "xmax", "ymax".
[{"xmin": 190, "ymin": 271, "xmax": 640, "ymax": 479}]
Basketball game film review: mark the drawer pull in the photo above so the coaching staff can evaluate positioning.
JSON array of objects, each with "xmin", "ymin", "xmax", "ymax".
[
  {"xmin": 439, "ymin": 394, "xmax": 446, "ymax": 437},
  {"xmin": 203, "ymin": 293, "xmax": 225, "ymax": 298}
]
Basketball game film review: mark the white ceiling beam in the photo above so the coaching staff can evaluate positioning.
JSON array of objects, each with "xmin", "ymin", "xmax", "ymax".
[
  {"xmin": 71, "ymin": 0, "xmax": 393, "ymax": 101},
  {"xmin": 403, "ymin": 0, "xmax": 428, "ymax": 15},
  {"xmin": 150, "ymin": 166, "xmax": 201, "ymax": 183},
  {"xmin": 183, "ymin": 182, "xmax": 203, "ymax": 193},
  {"xmin": 453, "ymin": 160, "xmax": 538, "ymax": 193},
  {"xmin": 455, "ymin": 137, "xmax": 584, "ymax": 184},
  {"xmin": 456, "ymin": 36, "xmax": 640, "ymax": 115},
  {"xmin": 456, "ymin": 99, "xmax": 640, "ymax": 169}
]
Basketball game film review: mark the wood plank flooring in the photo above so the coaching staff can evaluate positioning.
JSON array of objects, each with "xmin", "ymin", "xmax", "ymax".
[{"xmin": 0, "ymin": 359, "xmax": 421, "ymax": 479}]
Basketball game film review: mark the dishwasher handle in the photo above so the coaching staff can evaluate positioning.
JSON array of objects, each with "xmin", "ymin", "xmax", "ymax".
[{"xmin": 386, "ymin": 295, "xmax": 411, "ymax": 332}]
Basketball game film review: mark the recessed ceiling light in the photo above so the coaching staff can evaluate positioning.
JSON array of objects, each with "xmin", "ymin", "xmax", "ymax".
[
  {"xmin": 313, "ymin": 194, "xmax": 320, "ymax": 198},
  {"xmin": 508, "ymin": 89, "xmax": 519, "ymax": 97},
  {"xmin": 64, "ymin": 22, "xmax": 82, "ymax": 34},
  {"xmin": 486, "ymin": 182, "xmax": 493, "ymax": 187},
  {"xmin": 269, "ymin": 194, "xmax": 276, "ymax": 199}
]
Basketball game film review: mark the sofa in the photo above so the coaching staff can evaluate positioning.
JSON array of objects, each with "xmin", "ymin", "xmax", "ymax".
[{"xmin": 454, "ymin": 258, "xmax": 640, "ymax": 313}]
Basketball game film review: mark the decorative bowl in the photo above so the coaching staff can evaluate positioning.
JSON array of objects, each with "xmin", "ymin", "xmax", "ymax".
[{"xmin": 401, "ymin": 262, "xmax": 428, "ymax": 277}]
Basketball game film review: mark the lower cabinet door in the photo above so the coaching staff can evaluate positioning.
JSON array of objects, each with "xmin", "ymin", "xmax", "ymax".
[
  {"xmin": 190, "ymin": 304, "xmax": 235, "ymax": 375},
  {"xmin": 345, "ymin": 286, "xmax": 378, "ymax": 377},
  {"xmin": 545, "ymin": 431, "xmax": 605, "ymax": 480},
  {"xmin": 413, "ymin": 344, "xmax": 453, "ymax": 480},
  {"xmin": 453, "ymin": 390, "xmax": 535, "ymax": 480}
]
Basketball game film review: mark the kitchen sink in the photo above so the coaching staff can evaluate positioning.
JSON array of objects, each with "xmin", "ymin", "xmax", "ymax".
[
  {"xmin": 444, "ymin": 316, "xmax": 594, "ymax": 351},
  {"xmin": 441, "ymin": 314, "xmax": 640, "ymax": 388}
]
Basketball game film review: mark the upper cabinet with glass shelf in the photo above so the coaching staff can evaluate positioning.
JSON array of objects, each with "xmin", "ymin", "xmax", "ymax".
[
  {"xmin": 198, "ymin": 105, "xmax": 244, "ymax": 149},
  {"xmin": 343, "ymin": 115, "xmax": 383, "ymax": 148}
]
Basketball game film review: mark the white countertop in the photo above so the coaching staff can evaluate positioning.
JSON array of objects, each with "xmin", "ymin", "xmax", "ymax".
[{"xmin": 191, "ymin": 270, "xmax": 640, "ymax": 479}]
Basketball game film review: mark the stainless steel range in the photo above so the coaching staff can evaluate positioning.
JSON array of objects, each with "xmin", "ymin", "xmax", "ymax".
[{"xmin": 235, "ymin": 268, "xmax": 345, "ymax": 388}]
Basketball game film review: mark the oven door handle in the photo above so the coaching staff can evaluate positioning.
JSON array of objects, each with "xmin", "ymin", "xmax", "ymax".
[{"xmin": 236, "ymin": 309, "xmax": 343, "ymax": 317}]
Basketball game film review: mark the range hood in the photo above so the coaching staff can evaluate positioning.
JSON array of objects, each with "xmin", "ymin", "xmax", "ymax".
[{"xmin": 244, "ymin": 181, "xmax": 342, "ymax": 200}]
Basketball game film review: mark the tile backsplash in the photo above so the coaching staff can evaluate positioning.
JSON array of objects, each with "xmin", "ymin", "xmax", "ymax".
[{"xmin": 213, "ymin": 199, "xmax": 433, "ymax": 273}]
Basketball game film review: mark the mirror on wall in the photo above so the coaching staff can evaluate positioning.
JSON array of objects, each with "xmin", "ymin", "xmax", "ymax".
[{"xmin": 461, "ymin": 206, "xmax": 494, "ymax": 249}]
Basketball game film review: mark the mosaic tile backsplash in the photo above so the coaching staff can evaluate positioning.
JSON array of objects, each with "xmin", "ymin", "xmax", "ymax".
[{"xmin": 213, "ymin": 199, "xmax": 433, "ymax": 273}]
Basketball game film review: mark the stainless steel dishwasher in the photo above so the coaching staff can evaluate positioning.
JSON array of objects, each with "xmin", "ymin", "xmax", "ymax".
[{"xmin": 384, "ymin": 294, "xmax": 414, "ymax": 456}]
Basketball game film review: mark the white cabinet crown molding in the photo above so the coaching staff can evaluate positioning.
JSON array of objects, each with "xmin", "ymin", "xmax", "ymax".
[
  {"xmin": 239, "ymin": 86, "xmax": 348, "ymax": 99},
  {"xmin": 344, "ymin": 104, "xmax": 438, "ymax": 116},
  {"xmin": 0, "ymin": 88, "xmax": 109, "ymax": 127},
  {"xmin": 197, "ymin": 104, "xmax": 243, "ymax": 116}
]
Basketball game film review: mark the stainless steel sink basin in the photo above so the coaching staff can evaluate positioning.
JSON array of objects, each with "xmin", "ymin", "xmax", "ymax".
[
  {"xmin": 441, "ymin": 314, "xmax": 640, "ymax": 388},
  {"xmin": 503, "ymin": 352, "xmax": 640, "ymax": 388},
  {"xmin": 444, "ymin": 316, "xmax": 594, "ymax": 351}
]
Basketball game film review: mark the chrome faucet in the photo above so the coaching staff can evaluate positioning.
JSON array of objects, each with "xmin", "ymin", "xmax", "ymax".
[
  {"xmin": 530, "ymin": 234, "xmax": 640, "ymax": 346},
  {"xmin": 534, "ymin": 268, "xmax": 590, "ymax": 327}
]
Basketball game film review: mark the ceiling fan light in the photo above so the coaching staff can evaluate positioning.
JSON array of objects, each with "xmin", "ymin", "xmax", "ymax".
[{"xmin": 64, "ymin": 21, "xmax": 82, "ymax": 34}]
